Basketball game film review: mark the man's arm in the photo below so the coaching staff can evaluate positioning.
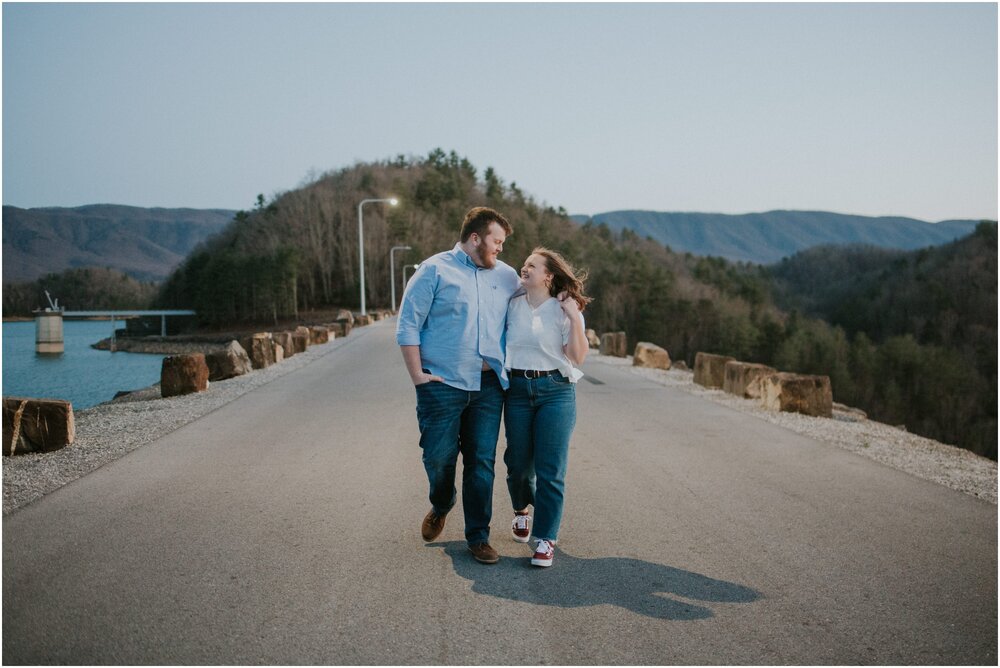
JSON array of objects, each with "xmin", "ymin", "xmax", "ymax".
[
  {"xmin": 400, "ymin": 345, "xmax": 443, "ymax": 385},
  {"xmin": 396, "ymin": 263, "xmax": 442, "ymax": 386}
]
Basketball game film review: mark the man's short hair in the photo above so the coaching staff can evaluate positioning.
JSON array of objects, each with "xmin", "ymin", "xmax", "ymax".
[{"xmin": 460, "ymin": 207, "xmax": 513, "ymax": 242}]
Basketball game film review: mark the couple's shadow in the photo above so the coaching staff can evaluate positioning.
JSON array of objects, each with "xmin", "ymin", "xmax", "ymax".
[{"xmin": 432, "ymin": 541, "xmax": 761, "ymax": 621}]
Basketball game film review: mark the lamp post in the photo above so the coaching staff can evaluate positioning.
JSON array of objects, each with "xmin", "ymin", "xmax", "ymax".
[
  {"xmin": 357, "ymin": 197, "xmax": 398, "ymax": 316},
  {"xmin": 403, "ymin": 263, "xmax": 420, "ymax": 287},
  {"xmin": 389, "ymin": 245, "xmax": 412, "ymax": 313}
]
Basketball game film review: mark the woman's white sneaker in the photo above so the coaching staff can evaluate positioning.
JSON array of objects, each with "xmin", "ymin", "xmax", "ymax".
[{"xmin": 531, "ymin": 539, "xmax": 554, "ymax": 567}]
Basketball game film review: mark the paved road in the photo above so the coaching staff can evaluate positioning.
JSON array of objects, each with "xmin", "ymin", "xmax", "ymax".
[{"xmin": 3, "ymin": 320, "xmax": 996, "ymax": 664}]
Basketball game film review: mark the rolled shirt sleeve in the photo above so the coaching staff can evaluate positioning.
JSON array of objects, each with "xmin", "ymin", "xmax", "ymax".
[{"xmin": 395, "ymin": 263, "xmax": 436, "ymax": 347}]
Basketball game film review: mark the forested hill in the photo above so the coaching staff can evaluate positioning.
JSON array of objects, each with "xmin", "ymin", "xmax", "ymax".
[
  {"xmin": 571, "ymin": 210, "xmax": 983, "ymax": 264},
  {"xmin": 769, "ymin": 224, "xmax": 998, "ymax": 346},
  {"xmin": 2, "ymin": 204, "xmax": 235, "ymax": 282},
  {"xmin": 765, "ymin": 223, "xmax": 997, "ymax": 458},
  {"xmin": 155, "ymin": 150, "xmax": 996, "ymax": 459}
]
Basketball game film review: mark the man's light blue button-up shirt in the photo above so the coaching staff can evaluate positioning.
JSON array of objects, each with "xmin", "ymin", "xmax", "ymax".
[{"xmin": 396, "ymin": 244, "xmax": 521, "ymax": 391}]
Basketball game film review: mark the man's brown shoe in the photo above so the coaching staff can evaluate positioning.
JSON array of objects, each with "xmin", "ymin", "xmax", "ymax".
[
  {"xmin": 469, "ymin": 542, "xmax": 500, "ymax": 564},
  {"xmin": 421, "ymin": 510, "xmax": 447, "ymax": 541}
]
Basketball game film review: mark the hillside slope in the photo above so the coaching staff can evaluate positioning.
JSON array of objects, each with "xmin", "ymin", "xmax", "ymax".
[
  {"xmin": 769, "ymin": 224, "xmax": 998, "ymax": 346},
  {"xmin": 2, "ymin": 204, "xmax": 234, "ymax": 282},
  {"xmin": 572, "ymin": 210, "xmax": 982, "ymax": 263}
]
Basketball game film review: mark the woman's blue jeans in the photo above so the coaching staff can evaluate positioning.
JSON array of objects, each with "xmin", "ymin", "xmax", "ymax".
[
  {"xmin": 503, "ymin": 373, "xmax": 577, "ymax": 542},
  {"xmin": 415, "ymin": 371, "xmax": 504, "ymax": 546}
]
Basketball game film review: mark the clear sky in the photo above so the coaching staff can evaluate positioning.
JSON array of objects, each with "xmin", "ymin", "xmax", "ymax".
[{"xmin": 2, "ymin": 2, "xmax": 997, "ymax": 222}]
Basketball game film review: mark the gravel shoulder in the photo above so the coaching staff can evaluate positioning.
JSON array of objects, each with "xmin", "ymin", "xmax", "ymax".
[
  {"xmin": 2, "ymin": 326, "xmax": 366, "ymax": 515},
  {"xmin": 589, "ymin": 354, "xmax": 997, "ymax": 505},
  {"xmin": 5, "ymin": 329, "xmax": 995, "ymax": 514}
]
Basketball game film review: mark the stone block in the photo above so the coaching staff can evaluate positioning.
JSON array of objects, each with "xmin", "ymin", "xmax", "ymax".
[
  {"xmin": 758, "ymin": 372, "xmax": 833, "ymax": 418},
  {"xmin": 633, "ymin": 342, "xmax": 671, "ymax": 370},
  {"xmin": 161, "ymin": 354, "xmax": 209, "ymax": 398},
  {"xmin": 723, "ymin": 361, "xmax": 776, "ymax": 398},
  {"xmin": 309, "ymin": 326, "xmax": 330, "ymax": 345},
  {"xmin": 240, "ymin": 333, "xmax": 276, "ymax": 370},
  {"xmin": 335, "ymin": 309, "xmax": 354, "ymax": 325},
  {"xmin": 325, "ymin": 322, "xmax": 351, "ymax": 338},
  {"xmin": 205, "ymin": 341, "xmax": 253, "ymax": 381},
  {"xmin": 2, "ymin": 397, "xmax": 75, "ymax": 455},
  {"xmin": 354, "ymin": 314, "xmax": 372, "ymax": 327},
  {"xmin": 586, "ymin": 329, "xmax": 600, "ymax": 348},
  {"xmin": 694, "ymin": 352, "xmax": 735, "ymax": 388},
  {"xmin": 599, "ymin": 331, "xmax": 627, "ymax": 357},
  {"xmin": 291, "ymin": 331, "xmax": 309, "ymax": 354},
  {"xmin": 273, "ymin": 331, "xmax": 295, "ymax": 358}
]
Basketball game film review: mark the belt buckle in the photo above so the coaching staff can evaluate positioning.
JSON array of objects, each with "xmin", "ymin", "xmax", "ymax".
[{"xmin": 525, "ymin": 369, "xmax": 539, "ymax": 379}]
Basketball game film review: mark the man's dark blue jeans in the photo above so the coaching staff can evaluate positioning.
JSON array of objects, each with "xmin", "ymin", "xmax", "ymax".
[{"xmin": 415, "ymin": 370, "xmax": 504, "ymax": 546}]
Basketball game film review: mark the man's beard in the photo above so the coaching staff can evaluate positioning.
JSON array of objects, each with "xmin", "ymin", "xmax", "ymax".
[{"xmin": 471, "ymin": 239, "xmax": 496, "ymax": 268}]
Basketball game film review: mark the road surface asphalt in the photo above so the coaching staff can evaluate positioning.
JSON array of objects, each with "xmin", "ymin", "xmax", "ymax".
[{"xmin": 3, "ymin": 319, "xmax": 996, "ymax": 664}]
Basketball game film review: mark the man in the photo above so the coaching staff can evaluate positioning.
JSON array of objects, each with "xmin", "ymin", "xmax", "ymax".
[{"xmin": 396, "ymin": 206, "xmax": 521, "ymax": 564}]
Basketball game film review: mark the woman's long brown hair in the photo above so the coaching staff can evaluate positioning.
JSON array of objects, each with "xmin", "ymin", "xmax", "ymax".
[{"xmin": 533, "ymin": 247, "xmax": 593, "ymax": 312}]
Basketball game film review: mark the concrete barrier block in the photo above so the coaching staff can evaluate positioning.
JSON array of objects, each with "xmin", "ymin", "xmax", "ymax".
[
  {"xmin": 2, "ymin": 397, "xmax": 75, "ymax": 455},
  {"xmin": 600, "ymin": 332, "xmax": 627, "ymax": 357},
  {"xmin": 633, "ymin": 342, "xmax": 671, "ymax": 370},
  {"xmin": 161, "ymin": 354, "xmax": 209, "ymax": 398},
  {"xmin": 759, "ymin": 372, "xmax": 833, "ymax": 418},
  {"xmin": 694, "ymin": 352, "xmax": 736, "ymax": 388},
  {"xmin": 723, "ymin": 361, "xmax": 776, "ymax": 398}
]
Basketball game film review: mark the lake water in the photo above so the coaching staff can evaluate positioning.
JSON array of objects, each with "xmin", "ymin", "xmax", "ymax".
[{"xmin": 1, "ymin": 320, "xmax": 166, "ymax": 410}]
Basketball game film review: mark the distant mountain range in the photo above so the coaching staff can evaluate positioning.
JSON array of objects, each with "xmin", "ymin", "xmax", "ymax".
[
  {"xmin": 2, "ymin": 204, "xmax": 235, "ymax": 283},
  {"xmin": 570, "ymin": 210, "xmax": 987, "ymax": 264},
  {"xmin": 3, "ymin": 204, "xmax": 989, "ymax": 284}
]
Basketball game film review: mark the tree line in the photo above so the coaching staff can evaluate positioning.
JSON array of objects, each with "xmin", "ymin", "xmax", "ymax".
[
  {"xmin": 155, "ymin": 151, "xmax": 996, "ymax": 459},
  {"xmin": 9, "ymin": 150, "xmax": 992, "ymax": 459},
  {"xmin": 3, "ymin": 267, "xmax": 159, "ymax": 315}
]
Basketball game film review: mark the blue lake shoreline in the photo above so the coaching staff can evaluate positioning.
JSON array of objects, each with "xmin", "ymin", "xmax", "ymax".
[{"xmin": 2, "ymin": 321, "xmax": 166, "ymax": 410}]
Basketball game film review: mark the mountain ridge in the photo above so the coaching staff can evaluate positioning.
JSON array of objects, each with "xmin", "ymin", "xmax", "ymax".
[
  {"xmin": 3, "ymin": 202, "xmax": 989, "ymax": 285},
  {"xmin": 570, "ymin": 209, "xmax": 986, "ymax": 264},
  {"xmin": 2, "ymin": 204, "xmax": 235, "ymax": 283}
]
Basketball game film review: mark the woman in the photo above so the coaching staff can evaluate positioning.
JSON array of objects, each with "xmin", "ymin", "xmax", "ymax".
[{"xmin": 503, "ymin": 247, "xmax": 591, "ymax": 567}]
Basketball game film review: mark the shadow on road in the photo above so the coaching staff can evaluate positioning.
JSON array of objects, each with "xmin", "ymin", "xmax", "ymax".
[{"xmin": 433, "ymin": 541, "xmax": 762, "ymax": 620}]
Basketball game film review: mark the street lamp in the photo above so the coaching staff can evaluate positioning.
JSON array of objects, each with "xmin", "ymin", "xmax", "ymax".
[
  {"xmin": 357, "ymin": 197, "xmax": 398, "ymax": 316},
  {"xmin": 389, "ymin": 245, "xmax": 412, "ymax": 313},
  {"xmin": 403, "ymin": 263, "xmax": 420, "ymax": 287}
]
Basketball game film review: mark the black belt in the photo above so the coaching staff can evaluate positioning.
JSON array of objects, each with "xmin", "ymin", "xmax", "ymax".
[{"xmin": 510, "ymin": 369, "xmax": 560, "ymax": 379}]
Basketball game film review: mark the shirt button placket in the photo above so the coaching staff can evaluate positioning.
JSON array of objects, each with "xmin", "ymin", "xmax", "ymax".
[{"xmin": 477, "ymin": 269, "xmax": 484, "ymax": 357}]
